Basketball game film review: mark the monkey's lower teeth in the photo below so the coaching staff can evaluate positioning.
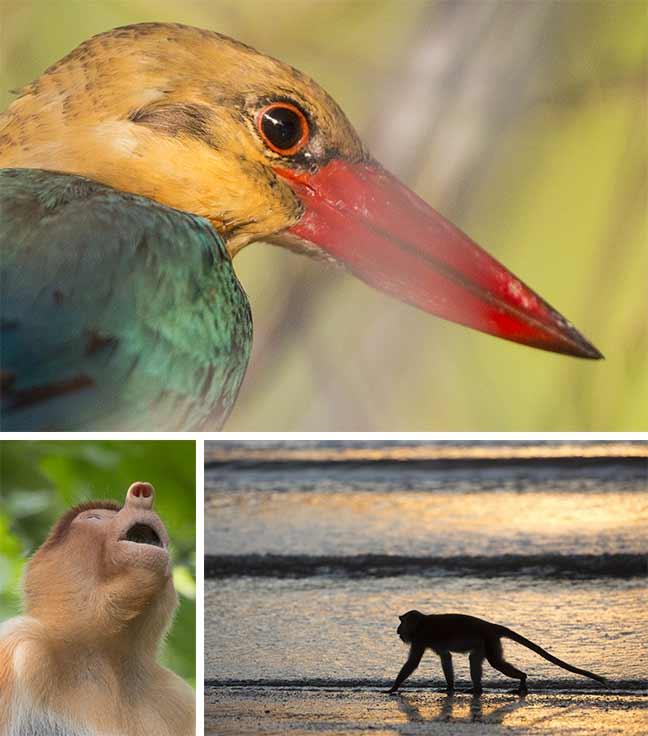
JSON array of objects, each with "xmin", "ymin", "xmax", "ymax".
[{"xmin": 125, "ymin": 523, "xmax": 162, "ymax": 546}]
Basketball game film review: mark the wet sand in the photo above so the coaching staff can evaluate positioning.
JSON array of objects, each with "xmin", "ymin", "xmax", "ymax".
[{"xmin": 205, "ymin": 687, "xmax": 648, "ymax": 736}]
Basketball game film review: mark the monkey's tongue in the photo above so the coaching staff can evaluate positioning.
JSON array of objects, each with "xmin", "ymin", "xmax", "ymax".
[{"xmin": 124, "ymin": 522, "xmax": 162, "ymax": 547}]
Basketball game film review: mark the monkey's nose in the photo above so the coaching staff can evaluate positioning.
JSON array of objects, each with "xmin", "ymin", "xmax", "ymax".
[{"xmin": 126, "ymin": 481, "xmax": 155, "ymax": 509}]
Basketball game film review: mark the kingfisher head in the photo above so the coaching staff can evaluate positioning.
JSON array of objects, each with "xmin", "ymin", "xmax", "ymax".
[{"xmin": 0, "ymin": 22, "xmax": 602, "ymax": 358}]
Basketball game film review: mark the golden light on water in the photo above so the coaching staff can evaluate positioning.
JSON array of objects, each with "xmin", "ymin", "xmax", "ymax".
[
  {"xmin": 207, "ymin": 489, "xmax": 648, "ymax": 557},
  {"xmin": 206, "ymin": 438, "xmax": 647, "ymax": 736},
  {"xmin": 205, "ymin": 441, "xmax": 648, "ymax": 464}
]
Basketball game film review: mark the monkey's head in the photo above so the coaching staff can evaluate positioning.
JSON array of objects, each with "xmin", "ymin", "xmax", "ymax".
[
  {"xmin": 397, "ymin": 610, "xmax": 426, "ymax": 643},
  {"xmin": 24, "ymin": 482, "xmax": 177, "ymax": 650}
]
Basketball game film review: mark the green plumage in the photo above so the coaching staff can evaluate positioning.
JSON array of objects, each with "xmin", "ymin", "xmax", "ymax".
[{"xmin": 0, "ymin": 168, "xmax": 252, "ymax": 430}]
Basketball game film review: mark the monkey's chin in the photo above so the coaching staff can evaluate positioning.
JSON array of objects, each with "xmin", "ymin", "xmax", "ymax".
[{"xmin": 116, "ymin": 541, "xmax": 170, "ymax": 576}]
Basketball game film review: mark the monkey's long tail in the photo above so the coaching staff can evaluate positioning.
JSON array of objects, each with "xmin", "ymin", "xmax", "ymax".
[{"xmin": 498, "ymin": 627, "xmax": 608, "ymax": 685}]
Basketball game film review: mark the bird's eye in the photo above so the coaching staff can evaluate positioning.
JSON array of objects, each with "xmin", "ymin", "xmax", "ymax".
[{"xmin": 257, "ymin": 103, "xmax": 309, "ymax": 155}]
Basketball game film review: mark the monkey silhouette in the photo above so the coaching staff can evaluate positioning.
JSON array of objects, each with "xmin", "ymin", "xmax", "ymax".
[{"xmin": 388, "ymin": 611, "xmax": 608, "ymax": 695}]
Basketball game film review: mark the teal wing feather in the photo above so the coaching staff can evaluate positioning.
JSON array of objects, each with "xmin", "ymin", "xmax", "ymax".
[{"xmin": 0, "ymin": 168, "xmax": 252, "ymax": 430}]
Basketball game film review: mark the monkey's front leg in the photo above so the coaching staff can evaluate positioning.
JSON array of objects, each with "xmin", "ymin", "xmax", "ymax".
[
  {"xmin": 467, "ymin": 651, "xmax": 484, "ymax": 696},
  {"xmin": 439, "ymin": 652, "xmax": 455, "ymax": 693},
  {"xmin": 387, "ymin": 644, "xmax": 424, "ymax": 694}
]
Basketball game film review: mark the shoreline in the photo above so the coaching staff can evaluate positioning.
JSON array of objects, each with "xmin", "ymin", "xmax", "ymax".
[
  {"xmin": 205, "ymin": 454, "xmax": 647, "ymax": 473},
  {"xmin": 204, "ymin": 552, "xmax": 648, "ymax": 579},
  {"xmin": 205, "ymin": 681, "xmax": 648, "ymax": 693}
]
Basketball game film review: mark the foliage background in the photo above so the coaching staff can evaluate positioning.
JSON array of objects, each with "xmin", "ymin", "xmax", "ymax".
[
  {"xmin": 0, "ymin": 440, "xmax": 196, "ymax": 687},
  {"xmin": 1, "ymin": 0, "xmax": 646, "ymax": 430}
]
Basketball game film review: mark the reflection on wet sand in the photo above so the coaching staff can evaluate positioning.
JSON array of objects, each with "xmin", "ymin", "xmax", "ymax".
[
  {"xmin": 396, "ymin": 692, "xmax": 528, "ymax": 727},
  {"xmin": 205, "ymin": 689, "xmax": 648, "ymax": 735},
  {"xmin": 397, "ymin": 695, "xmax": 526, "ymax": 723}
]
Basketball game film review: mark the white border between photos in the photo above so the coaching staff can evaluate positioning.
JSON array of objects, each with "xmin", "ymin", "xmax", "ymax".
[
  {"xmin": 3, "ymin": 429, "xmax": 646, "ymax": 736},
  {"xmin": 195, "ymin": 436, "xmax": 205, "ymax": 733}
]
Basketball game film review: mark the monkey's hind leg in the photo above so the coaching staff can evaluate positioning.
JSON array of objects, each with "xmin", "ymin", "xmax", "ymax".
[{"xmin": 486, "ymin": 640, "xmax": 527, "ymax": 695}]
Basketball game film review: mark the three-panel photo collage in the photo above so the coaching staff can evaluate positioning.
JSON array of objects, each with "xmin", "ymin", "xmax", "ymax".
[{"xmin": 1, "ymin": 4, "xmax": 647, "ymax": 736}]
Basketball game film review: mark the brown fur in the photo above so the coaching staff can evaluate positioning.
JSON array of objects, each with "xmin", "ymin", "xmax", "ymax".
[
  {"xmin": 0, "ymin": 483, "xmax": 194, "ymax": 736},
  {"xmin": 0, "ymin": 22, "xmax": 367, "ymax": 255},
  {"xmin": 39, "ymin": 500, "xmax": 121, "ymax": 550}
]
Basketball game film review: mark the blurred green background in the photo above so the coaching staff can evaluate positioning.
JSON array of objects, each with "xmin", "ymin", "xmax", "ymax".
[
  {"xmin": 0, "ymin": 440, "xmax": 196, "ymax": 687},
  {"xmin": 1, "ymin": 0, "xmax": 646, "ymax": 430}
]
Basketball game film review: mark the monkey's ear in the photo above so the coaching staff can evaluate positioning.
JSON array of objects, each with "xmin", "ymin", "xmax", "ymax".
[{"xmin": 398, "ymin": 615, "xmax": 404, "ymax": 621}]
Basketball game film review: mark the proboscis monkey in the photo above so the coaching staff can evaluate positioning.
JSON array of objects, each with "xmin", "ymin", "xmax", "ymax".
[
  {"xmin": 389, "ymin": 610, "xmax": 608, "ymax": 695},
  {"xmin": 0, "ymin": 482, "xmax": 195, "ymax": 736}
]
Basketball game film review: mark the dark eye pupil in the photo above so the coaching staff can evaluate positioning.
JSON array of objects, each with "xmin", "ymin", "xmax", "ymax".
[{"xmin": 261, "ymin": 107, "xmax": 302, "ymax": 151}]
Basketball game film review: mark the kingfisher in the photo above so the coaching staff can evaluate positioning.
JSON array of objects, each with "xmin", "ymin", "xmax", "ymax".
[{"xmin": 0, "ymin": 23, "xmax": 602, "ymax": 431}]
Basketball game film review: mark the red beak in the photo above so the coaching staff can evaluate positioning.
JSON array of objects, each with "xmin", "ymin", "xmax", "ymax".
[{"xmin": 276, "ymin": 160, "xmax": 602, "ymax": 359}]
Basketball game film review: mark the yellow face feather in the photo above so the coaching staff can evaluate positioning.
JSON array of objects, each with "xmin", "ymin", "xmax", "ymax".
[{"xmin": 0, "ymin": 22, "xmax": 366, "ymax": 254}]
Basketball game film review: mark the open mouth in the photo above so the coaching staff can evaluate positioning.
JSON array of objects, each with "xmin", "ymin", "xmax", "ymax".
[{"xmin": 124, "ymin": 522, "xmax": 163, "ymax": 547}]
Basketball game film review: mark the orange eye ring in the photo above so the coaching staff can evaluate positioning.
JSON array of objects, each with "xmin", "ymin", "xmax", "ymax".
[{"xmin": 256, "ymin": 102, "xmax": 309, "ymax": 156}]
